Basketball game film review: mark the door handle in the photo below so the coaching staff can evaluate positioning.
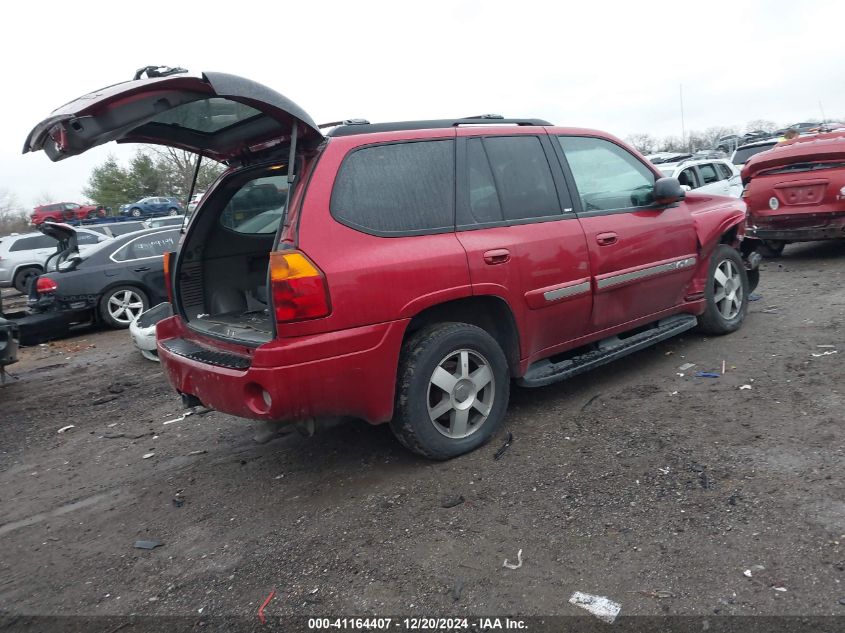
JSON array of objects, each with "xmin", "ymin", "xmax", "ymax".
[
  {"xmin": 596, "ymin": 232, "xmax": 618, "ymax": 246},
  {"xmin": 483, "ymin": 248, "xmax": 511, "ymax": 265},
  {"xmin": 133, "ymin": 266, "xmax": 151, "ymax": 272}
]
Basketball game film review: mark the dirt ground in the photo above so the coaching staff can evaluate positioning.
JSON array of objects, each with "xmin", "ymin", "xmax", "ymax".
[{"xmin": 1, "ymin": 241, "xmax": 844, "ymax": 627}]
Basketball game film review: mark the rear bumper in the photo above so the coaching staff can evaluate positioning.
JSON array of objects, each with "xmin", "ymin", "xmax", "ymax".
[
  {"xmin": 156, "ymin": 316, "xmax": 409, "ymax": 424},
  {"xmin": 747, "ymin": 211, "xmax": 845, "ymax": 241}
]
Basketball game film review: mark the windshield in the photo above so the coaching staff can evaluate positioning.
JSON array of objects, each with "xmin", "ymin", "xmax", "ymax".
[{"xmin": 733, "ymin": 143, "xmax": 776, "ymax": 165}]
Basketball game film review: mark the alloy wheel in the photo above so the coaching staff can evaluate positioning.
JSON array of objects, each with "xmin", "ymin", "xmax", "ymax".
[
  {"xmin": 107, "ymin": 290, "xmax": 145, "ymax": 324},
  {"xmin": 713, "ymin": 259, "xmax": 743, "ymax": 320},
  {"xmin": 427, "ymin": 349, "xmax": 495, "ymax": 439}
]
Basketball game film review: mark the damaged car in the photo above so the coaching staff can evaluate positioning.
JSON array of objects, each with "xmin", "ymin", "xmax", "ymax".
[
  {"xmin": 741, "ymin": 130, "xmax": 845, "ymax": 256},
  {"xmin": 24, "ymin": 67, "xmax": 761, "ymax": 459}
]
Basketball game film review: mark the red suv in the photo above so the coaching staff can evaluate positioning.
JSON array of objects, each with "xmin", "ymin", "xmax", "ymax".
[
  {"xmin": 742, "ymin": 131, "xmax": 845, "ymax": 256},
  {"xmin": 31, "ymin": 201, "xmax": 105, "ymax": 224},
  {"xmin": 24, "ymin": 69, "xmax": 761, "ymax": 459}
]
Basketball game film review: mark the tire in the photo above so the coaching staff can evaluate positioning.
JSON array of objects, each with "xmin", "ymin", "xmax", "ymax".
[
  {"xmin": 13, "ymin": 266, "xmax": 41, "ymax": 294},
  {"xmin": 697, "ymin": 244, "xmax": 749, "ymax": 335},
  {"xmin": 759, "ymin": 240, "xmax": 786, "ymax": 258},
  {"xmin": 130, "ymin": 208, "xmax": 142, "ymax": 218},
  {"xmin": 86, "ymin": 210, "xmax": 98, "ymax": 220},
  {"xmin": 99, "ymin": 286, "xmax": 149, "ymax": 329},
  {"xmin": 391, "ymin": 323, "xmax": 510, "ymax": 460},
  {"xmin": 167, "ymin": 207, "xmax": 179, "ymax": 216}
]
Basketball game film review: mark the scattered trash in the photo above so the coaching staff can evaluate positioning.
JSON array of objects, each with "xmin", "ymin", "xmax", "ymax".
[
  {"xmin": 142, "ymin": 453, "xmax": 155, "ymax": 459},
  {"xmin": 658, "ymin": 467, "xmax": 670, "ymax": 474},
  {"xmin": 773, "ymin": 586, "xmax": 787, "ymax": 592},
  {"xmin": 440, "ymin": 494, "xmax": 465, "ymax": 509},
  {"xmin": 695, "ymin": 371, "xmax": 720, "ymax": 378},
  {"xmin": 56, "ymin": 425, "xmax": 75, "ymax": 434},
  {"xmin": 163, "ymin": 407, "xmax": 214, "ymax": 425},
  {"xmin": 187, "ymin": 450, "xmax": 207, "ymax": 456},
  {"xmin": 748, "ymin": 293, "xmax": 763, "ymax": 301},
  {"xmin": 634, "ymin": 590, "xmax": 675, "ymax": 599},
  {"xmin": 811, "ymin": 350, "xmax": 838, "ymax": 357},
  {"xmin": 172, "ymin": 498, "xmax": 184, "ymax": 508},
  {"xmin": 743, "ymin": 569, "xmax": 753, "ymax": 578},
  {"xmin": 739, "ymin": 384, "xmax": 752, "ymax": 390},
  {"xmin": 721, "ymin": 360, "xmax": 726, "ymax": 374},
  {"xmin": 569, "ymin": 591, "xmax": 621, "ymax": 624},
  {"xmin": 678, "ymin": 363, "xmax": 696, "ymax": 371},
  {"xmin": 839, "ymin": 597, "xmax": 845, "ymax": 606},
  {"xmin": 580, "ymin": 394, "xmax": 601, "ymax": 411},
  {"xmin": 93, "ymin": 395, "xmax": 120, "ymax": 406},
  {"xmin": 134, "ymin": 539, "xmax": 163, "ymax": 550},
  {"xmin": 450, "ymin": 578, "xmax": 465, "ymax": 602},
  {"xmin": 107, "ymin": 383, "xmax": 125, "ymax": 394},
  {"xmin": 503, "ymin": 548, "xmax": 523, "ymax": 570},
  {"xmin": 493, "ymin": 431, "xmax": 513, "ymax": 461},
  {"xmin": 761, "ymin": 307, "xmax": 779, "ymax": 314},
  {"xmin": 817, "ymin": 344, "xmax": 836, "ymax": 349},
  {"xmin": 258, "ymin": 588, "xmax": 276, "ymax": 625}
]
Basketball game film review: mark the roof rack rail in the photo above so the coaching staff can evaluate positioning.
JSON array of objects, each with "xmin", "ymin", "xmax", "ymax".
[{"xmin": 326, "ymin": 117, "xmax": 553, "ymax": 137}]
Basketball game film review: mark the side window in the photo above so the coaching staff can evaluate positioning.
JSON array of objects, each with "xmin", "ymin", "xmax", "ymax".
[
  {"xmin": 558, "ymin": 136, "xmax": 655, "ymax": 211},
  {"xmin": 463, "ymin": 137, "xmax": 503, "ymax": 224},
  {"xmin": 716, "ymin": 162, "xmax": 734, "ymax": 180},
  {"xmin": 331, "ymin": 140, "xmax": 454, "ymax": 234},
  {"xmin": 112, "ymin": 232, "xmax": 178, "ymax": 262},
  {"xmin": 699, "ymin": 163, "xmax": 719, "ymax": 185},
  {"xmin": 678, "ymin": 168, "xmax": 699, "ymax": 189},
  {"xmin": 10, "ymin": 235, "xmax": 56, "ymax": 251},
  {"xmin": 481, "ymin": 136, "xmax": 561, "ymax": 221},
  {"xmin": 65, "ymin": 203, "xmax": 80, "ymax": 210}
]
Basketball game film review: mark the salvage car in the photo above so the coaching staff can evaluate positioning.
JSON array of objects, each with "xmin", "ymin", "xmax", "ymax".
[
  {"xmin": 0, "ymin": 227, "xmax": 111, "ymax": 292},
  {"xmin": 120, "ymin": 196, "xmax": 183, "ymax": 219},
  {"xmin": 27, "ymin": 225, "xmax": 179, "ymax": 334},
  {"xmin": 31, "ymin": 201, "xmax": 106, "ymax": 224},
  {"xmin": 653, "ymin": 157, "xmax": 742, "ymax": 197},
  {"xmin": 23, "ymin": 68, "xmax": 761, "ymax": 459},
  {"xmin": 741, "ymin": 130, "xmax": 845, "ymax": 256},
  {"xmin": 129, "ymin": 302, "xmax": 173, "ymax": 361}
]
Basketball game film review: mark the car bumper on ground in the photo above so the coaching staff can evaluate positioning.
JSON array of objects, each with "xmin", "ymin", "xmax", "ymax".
[
  {"xmin": 157, "ymin": 316, "xmax": 408, "ymax": 425},
  {"xmin": 2, "ymin": 308, "xmax": 88, "ymax": 345},
  {"xmin": 747, "ymin": 211, "xmax": 845, "ymax": 241},
  {"xmin": 129, "ymin": 302, "xmax": 173, "ymax": 361}
]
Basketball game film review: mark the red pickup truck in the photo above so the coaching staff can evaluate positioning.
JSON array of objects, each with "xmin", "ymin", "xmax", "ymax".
[
  {"xmin": 24, "ymin": 69, "xmax": 762, "ymax": 459},
  {"xmin": 31, "ymin": 202, "xmax": 105, "ymax": 225}
]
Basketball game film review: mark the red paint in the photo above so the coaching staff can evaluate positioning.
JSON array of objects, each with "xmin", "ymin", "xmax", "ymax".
[
  {"xmin": 257, "ymin": 588, "xmax": 275, "ymax": 625},
  {"xmin": 31, "ymin": 202, "xmax": 104, "ymax": 224}
]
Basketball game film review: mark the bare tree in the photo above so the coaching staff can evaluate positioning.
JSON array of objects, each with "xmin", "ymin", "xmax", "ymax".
[
  {"xmin": 35, "ymin": 190, "xmax": 57, "ymax": 205},
  {"xmin": 745, "ymin": 119, "xmax": 778, "ymax": 133},
  {"xmin": 0, "ymin": 189, "xmax": 29, "ymax": 236},
  {"xmin": 144, "ymin": 147, "xmax": 224, "ymax": 204},
  {"xmin": 625, "ymin": 133, "xmax": 658, "ymax": 155}
]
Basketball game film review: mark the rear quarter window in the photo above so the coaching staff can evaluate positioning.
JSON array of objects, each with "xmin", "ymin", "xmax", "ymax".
[{"xmin": 331, "ymin": 140, "xmax": 455, "ymax": 235}]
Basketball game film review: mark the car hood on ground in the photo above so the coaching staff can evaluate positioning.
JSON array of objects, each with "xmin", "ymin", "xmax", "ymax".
[
  {"xmin": 23, "ymin": 71, "xmax": 323, "ymax": 163},
  {"xmin": 741, "ymin": 132, "xmax": 845, "ymax": 181}
]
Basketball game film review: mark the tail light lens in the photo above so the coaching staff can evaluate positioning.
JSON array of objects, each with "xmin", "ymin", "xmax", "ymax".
[
  {"xmin": 269, "ymin": 250, "xmax": 330, "ymax": 322},
  {"xmin": 36, "ymin": 277, "xmax": 58, "ymax": 294},
  {"xmin": 163, "ymin": 251, "xmax": 175, "ymax": 302}
]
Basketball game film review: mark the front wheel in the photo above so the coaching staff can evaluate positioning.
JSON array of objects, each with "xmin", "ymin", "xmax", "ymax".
[
  {"xmin": 130, "ymin": 208, "xmax": 142, "ymax": 218},
  {"xmin": 697, "ymin": 244, "xmax": 749, "ymax": 335},
  {"xmin": 99, "ymin": 286, "xmax": 149, "ymax": 328},
  {"xmin": 167, "ymin": 207, "xmax": 179, "ymax": 216},
  {"xmin": 391, "ymin": 323, "xmax": 510, "ymax": 460}
]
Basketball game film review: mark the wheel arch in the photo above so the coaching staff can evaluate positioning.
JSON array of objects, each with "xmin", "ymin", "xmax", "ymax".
[{"xmin": 403, "ymin": 295, "xmax": 521, "ymax": 376}]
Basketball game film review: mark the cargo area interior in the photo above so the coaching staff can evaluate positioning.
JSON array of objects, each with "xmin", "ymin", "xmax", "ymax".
[{"xmin": 177, "ymin": 169, "xmax": 289, "ymax": 345}]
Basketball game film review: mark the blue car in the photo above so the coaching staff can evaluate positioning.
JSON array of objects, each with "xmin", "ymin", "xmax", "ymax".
[{"xmin": 121, "ymin": 196, "xmax": 183, "ymax": 219}]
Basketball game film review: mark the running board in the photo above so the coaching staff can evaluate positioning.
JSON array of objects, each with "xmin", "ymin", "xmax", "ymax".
[{"xmin": 518, "ymin": 314, "xmax": 698, "ymax": 388}]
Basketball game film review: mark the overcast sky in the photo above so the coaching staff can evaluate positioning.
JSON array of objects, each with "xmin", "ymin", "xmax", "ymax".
[{"xmin": 2, "ymin": 0, "xmax": 844, "ymax": 209}]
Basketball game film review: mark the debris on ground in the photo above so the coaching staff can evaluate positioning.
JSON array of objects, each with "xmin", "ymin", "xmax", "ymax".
[
  {"xmin": 503, "ymin": 548, "xmax": 523, "ymax": 570},
  {"xmin": 163, "ymin": 406, "xmax": 214, "ymax": 425},
  {"xmin": 811, "ymin": 350, "xmax": 838, "ymax": 357},
  {"xmin": 258, "ymin": 588, "xmax": 276, "ymax": 625},
  {"xmin": 187, "ymin": 450, "xmax": 207, "ymax": 456},
  {"xmin": 569, "ymin": 591, "xmax": 621, "ymax": 623},
  {"xmin": 739, "ymin": 385, "xmax": 752, "ymax": 390},
  {"xmin": 633, "ymin": 589, "xmax": 675, "ymax": 599},
  {"xmin": 450, "ymin": 578, "xmax": 465, "ymax": 602},
  {"xmin": 773, "ymin": 586, "xmax": 787, "ymax": 592},
  {"xmin": 440, "ymin": 494, "xmax": 465, "ymax": 508},
  {"xmin": 678, "ymin": 363, "xmax": 696, "ymax": 371},
  {"xmin": 722, "ymin": 360, "xmax": 726, "ymax": 374},
  {"xmin": 761, "ymin": 306, "xmax": 780, "ymax": 314},
  {"xmin": 695, "ymin": 371, "xmax": 721, "ymax": 378},
  {"xmin": 56, "ymin": 425, "xmax": 75, "ymax": 434},
  {"xmin": 133, "ymin": 539, "xmax": 163, "ymax": 550},
  {"xmin": 93, "ymin": 395, "xmax": 121, "ymax": 406},
  {"xmin": 493, "ymin": 431, "xmax": 513, "ymax": 461},
  {"xmin": 817, "ymin": 344, "xmax": 836, "ymax": 349},
  {"xmin": 580, "ymin": 394, "xmax": 601, "ymax": 411},
  {"xmin": 142, "ymin": 453, "xmax": 155, "ymax": 459}
]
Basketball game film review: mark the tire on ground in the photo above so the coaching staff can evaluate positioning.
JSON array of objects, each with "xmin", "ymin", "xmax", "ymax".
[
  {"xmin": 391, "ymin": 322, "xmax": 510, "ymax": 460},
  {"xmin": 99, "ymin": 285, "xmax": 149, "ymax": 329},
  {"xmin": 697, "ymin": 244, "xmax": 749, "ymax": 335}
]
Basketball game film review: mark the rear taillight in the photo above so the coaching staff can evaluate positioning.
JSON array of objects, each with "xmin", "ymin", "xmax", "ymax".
[
  {"xmin": 36, "ymin": 277, "xmax": 58, "ymax": 294},
  {"xmin": 163, "ymin": 251, "xmax": 174, "ymax": 302},
  {"xmin": 269, "ymin": 250, "xmax": 330, "ymax": 322}
]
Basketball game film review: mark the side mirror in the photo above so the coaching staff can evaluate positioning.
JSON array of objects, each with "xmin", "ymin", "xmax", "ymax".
[{"xmin": 654, "ymin": 177, "xmax": 685, "ymax": 206}]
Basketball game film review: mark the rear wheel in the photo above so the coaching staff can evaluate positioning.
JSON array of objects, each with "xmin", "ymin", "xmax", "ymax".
[
  {"xmin": 698, "ymin": 245, "xmax": 749, "ymax": 335},
  {"xmin": 99, "ymin": 286, "xmax": 149, "ymax": 328},
  {"xmin": 130, "ymin": 208, "xmax": 142, "ymax": 218},
  {"xmin": 759, "ymin": 240, "xmax": 786, "ymax": 257},
  {"xmin": 391, "ymin": 323, "xmax": 509, "ymax": 460},
  {"xmin": 13, "ymin": 266, "xmax": 41, "ymax": 294},
  {"xmin": 167, "ymin": 207, "xmax": 179, "ymax": 216}
]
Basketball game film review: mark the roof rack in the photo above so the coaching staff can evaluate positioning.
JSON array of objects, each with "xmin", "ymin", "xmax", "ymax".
[{"xmin": 326, "ymin": 116, "xmax": 553, "ymax": 137}]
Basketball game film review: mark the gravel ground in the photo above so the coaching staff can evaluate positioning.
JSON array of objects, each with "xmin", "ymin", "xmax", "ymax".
[{"xmin": 1, "ymin": 241, "xmax": 844, "ymax": 627}]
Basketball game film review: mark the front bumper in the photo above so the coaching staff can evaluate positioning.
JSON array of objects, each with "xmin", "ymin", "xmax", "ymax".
[
  {"xmin": 157, "ymin": 316, "xmax": 409, "ymax": 425},
  {"xmin": 129, "ymin": 302, "xmax": 172, "ymax": 361}
]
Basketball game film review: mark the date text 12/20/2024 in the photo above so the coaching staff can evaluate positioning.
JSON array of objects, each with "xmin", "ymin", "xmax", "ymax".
[{"xmin": 307, "ymin": 618, "xmax": 528, "ymax": 630}]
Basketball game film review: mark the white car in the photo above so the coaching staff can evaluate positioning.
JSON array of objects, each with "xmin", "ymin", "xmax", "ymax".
[
  {"xmin": 0, "ymin": 227, "xmax": 112, "ymax": 292},
  {"xmin": 129, "ymin": 302, "xmax": 172, "ymax": 361},
  {"xmin": 654, "ymin": 157, "xmax": 743, "ymax": 198}
]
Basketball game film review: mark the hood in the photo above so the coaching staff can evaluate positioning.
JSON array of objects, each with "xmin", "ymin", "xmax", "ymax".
[{"xmin": 23, "ymin": 70, "xmax": 323, "ymax": 163}]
